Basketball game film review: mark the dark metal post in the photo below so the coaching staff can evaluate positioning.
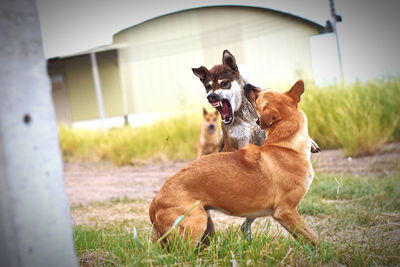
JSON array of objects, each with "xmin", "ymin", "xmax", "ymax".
[{"xmin": 329, "ymin": 0, "xmax": 344, "ymax": 83}]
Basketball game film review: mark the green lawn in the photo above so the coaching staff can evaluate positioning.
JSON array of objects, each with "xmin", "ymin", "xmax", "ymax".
[{"xmin": 72, "ymin": 172, "xmax": 400, "ymax": 266}]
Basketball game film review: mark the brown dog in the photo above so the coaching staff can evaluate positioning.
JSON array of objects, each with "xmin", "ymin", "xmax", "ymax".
[
  {"xmin": 196, "ymin": 108, "xmax": 221, "ymax": 159},
  {"xmin": 149, "ymin": 80, "xmax": 318, "ymax": 248},
  {"xmin": 192, "ymin": 50, "xmax": 321, "ymax": 238}
]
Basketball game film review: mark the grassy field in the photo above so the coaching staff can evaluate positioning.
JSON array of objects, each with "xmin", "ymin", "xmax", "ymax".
[
  {"xmin": 64, "ymin": 77, "xmax": 400, "ymax": 265},
  {"xmin": 59, "ymin": 76, "xmax": 400, "ymax": 165},
  {"xmin": 72, "ymin": 172, "xmax": 400, "ymax": 266}
]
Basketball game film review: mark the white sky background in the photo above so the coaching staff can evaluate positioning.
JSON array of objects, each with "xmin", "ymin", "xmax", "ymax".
[{"xmin": 36, "ymin": 0, "xmax": 400, "ymax": 84}]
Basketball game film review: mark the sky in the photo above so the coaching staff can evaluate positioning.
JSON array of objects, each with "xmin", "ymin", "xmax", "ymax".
[{"xmin": 36, "ymin": 0, "xmax": 400, "ymax": 84}]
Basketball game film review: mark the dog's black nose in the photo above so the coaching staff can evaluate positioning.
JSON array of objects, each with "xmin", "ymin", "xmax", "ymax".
[{"xmin": 207, "ymin": 93, "xmax": 220, "ymax": 103}]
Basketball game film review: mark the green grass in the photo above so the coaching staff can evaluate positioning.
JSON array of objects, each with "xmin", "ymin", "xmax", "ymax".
[
  {"xmin": 73, "ymin": 173, "xmax": 400, "ymax": 266},
  {"xmin": 301, "ymin": 76, "xmax": 400, "ymax": 156},
  {"xmin": 59, "ymin": 76, "xmax": 400, "ymax": 164}
]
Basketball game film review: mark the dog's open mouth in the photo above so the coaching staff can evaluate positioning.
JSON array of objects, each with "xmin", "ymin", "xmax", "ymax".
[{"xmin": 210, "ymin": 99, "xmax": 233, "ymax": 125}]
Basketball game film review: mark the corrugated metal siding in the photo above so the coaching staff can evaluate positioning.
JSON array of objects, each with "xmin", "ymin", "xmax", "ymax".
[
  {"xmin": 114, "ymin": 6, "xmax": 319, "ymax": 114},
  {"xmin": 62, "ymin": 51, "xmax": 123, "ymax": 121},
  {"xmin": 64, "ymin": 55, "xmax": 98, "ymax": 121},
  {"xmin": 116, "ymin": 9, "xmax": 205, "ymax": 114},
  {"xmin": 97, "ymin": 51, "xmax": 124, "ymax": 117}
]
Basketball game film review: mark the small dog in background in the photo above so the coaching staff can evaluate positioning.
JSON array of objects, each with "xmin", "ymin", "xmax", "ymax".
[{"xmin": 196, "ymin": 108, "xmax": 221, "ymax": 159}]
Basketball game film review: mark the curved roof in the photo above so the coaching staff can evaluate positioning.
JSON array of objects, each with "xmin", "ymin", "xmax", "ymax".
[
  {"xmin": 38, "ymin": 1, "xmax": 329, "ymax": 58},
  {"xmin": 115, "ymin": 5, "xmax": 326, "ymax": 36}
]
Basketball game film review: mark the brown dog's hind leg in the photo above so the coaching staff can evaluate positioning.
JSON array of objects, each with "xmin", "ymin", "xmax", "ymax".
[
  {"xmin": 181, "ymin": 206, "xmax": 209, "ymax": 248},
  {"xmin": 155, "ymin": 205, "xmax": 209, "ymax": 248},
  {"xmin": 273, "ymin": 207, "xmax": 319, "ymax": 246}
]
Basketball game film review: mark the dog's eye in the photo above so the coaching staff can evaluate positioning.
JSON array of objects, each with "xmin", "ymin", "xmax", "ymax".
[
  {"xmin": 256, "ymin": 118, "xmax": 260, "ymax": 125},
  {"xmin": 221, "ymin": 80, "xmax": 230, "ymax": 88},
  {"xmin": 205, "ymin": 84, "xmax": 211, "ymax": 91}
]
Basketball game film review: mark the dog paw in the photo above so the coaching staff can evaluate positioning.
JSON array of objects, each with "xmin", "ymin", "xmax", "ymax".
[{"xmin": 310, "ymin": 139, "xmax": 321, "ymax": 153}]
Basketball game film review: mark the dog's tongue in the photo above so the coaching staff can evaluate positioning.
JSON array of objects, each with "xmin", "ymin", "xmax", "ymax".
[
  {"xmin": 221, "ymin": 100, "xmax": 230, "ymax": 114},
  {"xmin": 220, "ymin": 100, "xmax": 231, "ymax": 121}
]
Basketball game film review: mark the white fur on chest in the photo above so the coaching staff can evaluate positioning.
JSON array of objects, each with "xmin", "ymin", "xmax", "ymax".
[{"xmin": 228, "ymin": 124, "xmax": 252, "ymax": 148}]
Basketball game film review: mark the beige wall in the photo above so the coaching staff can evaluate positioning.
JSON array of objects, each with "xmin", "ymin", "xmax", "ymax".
[
  {"xmin": 96, "ymin": 51, "xmax": 124, "ymax": 118},
  {"xmin": 50, "ymin": 74, "xmax": 70, "ymax": 124},
  {"xmin": 114, "ymin": 6, "xmax": 320, "ymax": 114},
  {"xmin": 116, "ymin": 9, "xmax": 206, "ymax": 114},
  {"xmin": 51, "ymin": 50, "xmax": 123, "ymax": 122},
  {"xmin": 64, "ymin": 55, "xmax": 98, "ymax": 121}
]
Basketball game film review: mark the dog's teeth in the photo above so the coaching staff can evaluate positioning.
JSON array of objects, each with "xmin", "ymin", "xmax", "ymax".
[{"xmin": 212, "ymin": 102, "xmax": 221, "ymax": 107}]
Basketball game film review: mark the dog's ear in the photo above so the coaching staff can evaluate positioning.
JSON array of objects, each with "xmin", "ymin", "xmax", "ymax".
[
  {"xmin": 192, "ymin": 66, "xmax": 209, "ymax": 81},
  {"xmin": 244, "ymin": 83, "xmax": 261, "ymax": 108},
  {"xmin": 286, "ymin": 79, "xmax": 305, "ymax": 105},
  {"xmin": 222, "ymin": 50, "xmax": 238, "ymax": 72},
  {"xmin": 214, "ymin": 109, "xmax": 219, "ymax": 116},
  {"xmin": 202, "ymin": 107, "xmax": 208, "ymax": 117}
]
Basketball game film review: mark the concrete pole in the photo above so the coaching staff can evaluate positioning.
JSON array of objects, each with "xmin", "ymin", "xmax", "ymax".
[
  {"xmin": 90, "ymin": 52, "xmax": 106, "ymax": 129},
  {"xmin": 0, "ymin": 0, "xmax": 78, "ymax": 266}
]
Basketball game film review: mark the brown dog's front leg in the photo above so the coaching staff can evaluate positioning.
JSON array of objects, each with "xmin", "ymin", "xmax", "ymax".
[
  {"xmin": 273, "ymin": 208, "xmax": 319, "ymax": 246},
  {"xmin": 240, "ymin": 218, "xmax": 255, "ymax": 240}
]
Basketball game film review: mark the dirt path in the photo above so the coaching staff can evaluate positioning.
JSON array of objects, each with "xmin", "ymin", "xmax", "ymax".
[{"xmin": 64, "ymin": 143, "xmax": 400, "ymax": 206}]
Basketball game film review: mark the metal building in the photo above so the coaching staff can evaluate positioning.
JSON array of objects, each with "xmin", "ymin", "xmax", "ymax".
[{"xmin": 48, "ymin": 5, "xmax": 325, "ymax": 127}]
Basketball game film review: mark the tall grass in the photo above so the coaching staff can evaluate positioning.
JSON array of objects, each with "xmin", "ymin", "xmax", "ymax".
[
  {"xmin": 59, "ymin": 112, "xmax": 202, "ymax": 165},
  {"xmin": 59, "ymin": 76, "xmax": 400, "ymax": 164},
  {"xmin": 301, "ymin": 76, "xmax": 400, "ymax": 156}
]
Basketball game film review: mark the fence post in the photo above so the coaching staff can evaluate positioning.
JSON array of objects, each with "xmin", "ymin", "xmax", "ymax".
[{"xmin": 0, "ymin": 0, "xmax": 78, "ymax": 266}]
